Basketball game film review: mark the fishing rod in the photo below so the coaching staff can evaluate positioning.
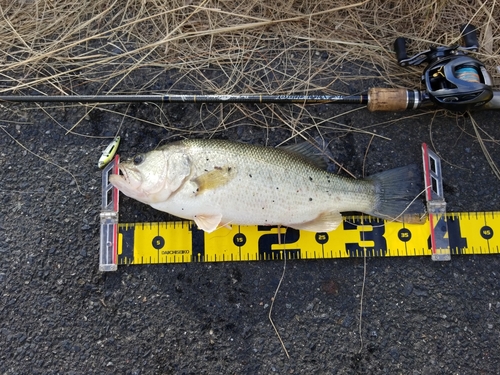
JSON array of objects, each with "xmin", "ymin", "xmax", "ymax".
[{"xmin": 1, "ymin": 24, "xmax": 498, "ymax": 112}]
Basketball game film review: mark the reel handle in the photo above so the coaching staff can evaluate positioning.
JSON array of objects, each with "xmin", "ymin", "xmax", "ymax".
[
  {"xmin": 394, "ymin": 37, "xmax": 408, "ymax": 65},
  {"xmin": 460, "ymin": 24, "xmax": 479, "ymax": 51}
]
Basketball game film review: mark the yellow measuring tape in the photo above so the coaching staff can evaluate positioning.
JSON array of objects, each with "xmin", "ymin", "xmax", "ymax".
[{"xmin": 116, "ymin": 212, "xmax": 498, "ymax": 265}]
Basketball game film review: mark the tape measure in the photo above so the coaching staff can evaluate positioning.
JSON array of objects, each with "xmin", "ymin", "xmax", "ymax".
[
  {"xmin": 98, "ymin": 145, "xmax": 498, "ymax": 271},
  {"xmin": 116, "ymin": 212, "xmax": 498, "ymax": 265}
]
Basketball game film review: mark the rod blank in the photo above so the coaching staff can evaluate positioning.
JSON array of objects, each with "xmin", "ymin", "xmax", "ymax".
[
  {"xmin": 0, "ymin": 93, "xmax": 368, "ymax": 104},
  {"xmin": 2, "ymin": 90, "xmax": 499, "ymax": 111}
]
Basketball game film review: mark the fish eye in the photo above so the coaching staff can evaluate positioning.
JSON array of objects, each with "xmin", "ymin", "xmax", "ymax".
[{"xmin": 133, "ymin": 154, "xmax": 145, "ymax": 165}]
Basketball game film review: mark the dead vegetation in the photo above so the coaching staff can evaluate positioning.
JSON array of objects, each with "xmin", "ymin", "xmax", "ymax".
[
  {"xmin": 0, "ymin": 0, "xmax": 499, "ymax": 174},
  {"xmin": 1, "ymin": 0, "xmax": 498, "ymax": 95}
]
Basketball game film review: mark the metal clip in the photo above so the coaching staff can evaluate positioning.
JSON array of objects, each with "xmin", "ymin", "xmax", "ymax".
[
  {"xmin": 99, "ymin": 155, "xmax": 120, "ymax": 271},
  {"xmin": 422, "ymin": 143, "xmax": 450, "ymax": 261}
]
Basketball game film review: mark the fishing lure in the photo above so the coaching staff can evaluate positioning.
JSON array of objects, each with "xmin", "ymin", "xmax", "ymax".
[{"xmin": 98, "ymin": 136, "xmax": 120, "ymax": 169}]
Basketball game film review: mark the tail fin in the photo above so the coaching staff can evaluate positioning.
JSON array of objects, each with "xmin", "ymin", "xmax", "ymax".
[{"xmin": 366, "ymin": 164, "xmax": 426, "ymax": 224}]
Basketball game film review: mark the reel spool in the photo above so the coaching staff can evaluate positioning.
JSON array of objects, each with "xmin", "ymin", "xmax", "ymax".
[{"xmin": 395, "ymin": 24, "xmax": 493, "ymax": 112}]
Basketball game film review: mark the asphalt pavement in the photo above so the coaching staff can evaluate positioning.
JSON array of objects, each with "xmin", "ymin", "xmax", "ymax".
[{"xmin": 1, "ymin": 71, "xmax": 500, "ymax": 374}]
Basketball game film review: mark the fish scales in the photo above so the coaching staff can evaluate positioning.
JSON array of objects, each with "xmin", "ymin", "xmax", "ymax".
[
  {"xmin": 173, "ymin": 139, "xmax": 374, "ymax": 226},
  {"xmin": 110, "ymin": 139, "xmax": 425, "ymax": 233}
]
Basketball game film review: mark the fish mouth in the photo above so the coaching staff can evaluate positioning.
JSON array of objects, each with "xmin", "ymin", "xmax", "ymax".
[
  {"xmin": 109, "ymin": 165, "xmax": 132, "ymax": 190},
  {"xmin": 115, "ymin": 165, "xmax": 142, "ymax": 190},
  {"xmin": 117, "ymin": 166, "xmax": 129, "ymax": 183}
]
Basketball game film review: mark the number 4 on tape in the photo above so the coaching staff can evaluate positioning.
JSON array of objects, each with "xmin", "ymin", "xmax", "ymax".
[{"xmin": 422, "ymin": 143, "xmax": 451, "ymax": 261}]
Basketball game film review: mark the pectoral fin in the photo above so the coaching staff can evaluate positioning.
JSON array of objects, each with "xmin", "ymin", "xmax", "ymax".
[
  {"xmin": 193, "ymin": 166, "xmax": 235, "ymax": 195},
  {"xmin": 289, "ymin": 211, "xmax": 343, "ymax": 233},
  {"xmin": 193, "ymin": 213, "xmax": 223, "ymax": 233}
]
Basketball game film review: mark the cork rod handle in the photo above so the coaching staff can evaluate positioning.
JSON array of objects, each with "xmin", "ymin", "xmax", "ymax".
[{"xmin": 367, "ymin": 88, "xmax": 414, "ymax": 112}]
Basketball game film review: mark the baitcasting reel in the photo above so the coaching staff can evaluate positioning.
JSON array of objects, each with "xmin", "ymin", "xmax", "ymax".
[{"xmin": 394, "ymin": 24, "xmax": 493, "ymax": 112}]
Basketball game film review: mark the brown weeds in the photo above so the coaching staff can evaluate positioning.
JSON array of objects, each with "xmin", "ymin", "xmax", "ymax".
[
  {"xmin": 0, "ymin": 0, "xmax": 499, "ymax": 174},
  {"xmin": 0, "ymin": 0, "xmax": 498, "ymax": 94}
]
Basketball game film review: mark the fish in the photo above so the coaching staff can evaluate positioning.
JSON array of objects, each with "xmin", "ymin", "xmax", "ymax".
[
  {"xmin": 109, "ymin": 138, "xmax": 425, "ymax": 233},
  {"xmin": 98, "ymin": 136, "xmax": 120, "ymax": 169}
]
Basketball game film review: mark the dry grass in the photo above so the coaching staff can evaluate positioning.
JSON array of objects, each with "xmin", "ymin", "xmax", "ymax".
[
  {"xmin": 1, "ymin": 0, "xmax": 498, "ymax": 95},
  {"xmin": 0, "ymin": 0, "xmax": 499, "ymax": 168}
]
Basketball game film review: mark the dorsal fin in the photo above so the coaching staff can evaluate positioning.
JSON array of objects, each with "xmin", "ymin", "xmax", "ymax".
[{"xmin": 280, "ymin": 142, "xmax": 328, "ymax": 170}]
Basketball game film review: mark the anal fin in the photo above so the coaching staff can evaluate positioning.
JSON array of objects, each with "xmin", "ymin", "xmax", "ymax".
[{"xmin": 289, "ymin": 211, "xmax": 343, "ymax": 233}]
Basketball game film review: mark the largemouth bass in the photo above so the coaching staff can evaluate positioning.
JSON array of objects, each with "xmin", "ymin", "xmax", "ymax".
[{"xmin": 110, "ymin": 139, "xmax": 425, "ymax": 232}]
